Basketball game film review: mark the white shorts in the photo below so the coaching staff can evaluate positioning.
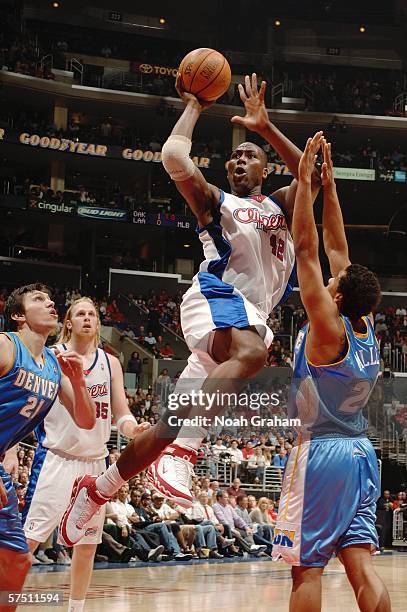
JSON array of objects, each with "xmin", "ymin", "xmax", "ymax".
[
  {"xmin": 23, "ymin": 449, "xmax": 107, "ymax": 546},
  {"xmin": 181, "ymin": 272, "xmax": 274, "ymax": 356}
]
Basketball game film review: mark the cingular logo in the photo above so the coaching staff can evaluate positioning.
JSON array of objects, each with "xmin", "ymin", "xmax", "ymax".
[{"xmin": 38, "ymin": 201, "xmax": 74, "ymax": 214}]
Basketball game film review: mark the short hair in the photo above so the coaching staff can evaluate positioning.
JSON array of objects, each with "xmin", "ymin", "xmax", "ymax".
[
  {"xmin": 216, "ymin": 488, "xmax": 226, "ymax": 500},
  {"xmin": 236, "ymin": 493, "xmax": 248, "ymax": 504},
  {"xmin": 338, "ymin": 264, "xmax": 381, "ymax": 320},
  {"xmin": 5, "ymin": 283, "xmax": 51, "ymax": 331}
]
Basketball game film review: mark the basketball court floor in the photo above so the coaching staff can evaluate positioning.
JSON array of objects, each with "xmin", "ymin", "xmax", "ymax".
[{"xmin": 22, "ymin": 553, "xmax": 407, "ymax": 611}]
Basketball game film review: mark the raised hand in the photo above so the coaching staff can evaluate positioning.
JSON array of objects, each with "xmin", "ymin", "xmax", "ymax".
[
  {"xmin": 298, "ymin": 131, "xmax": 324, "ymax": 183},
  {"xmin": 55, "ymin": 349, "xmax": 85, "ymax": 383},
  {"xmin": 321, "ymin": 140, "xmax": 335, "ymax": 188},
  {"xmin": 231, "ymin": 73, "xmax": 269, "ymax": 133}
]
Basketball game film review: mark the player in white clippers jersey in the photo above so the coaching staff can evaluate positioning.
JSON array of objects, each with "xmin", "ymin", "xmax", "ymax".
[
  {"xmin": 58, "ymin": 74, "xmax": 321, "ymax": 549},
  {"xmin": 23, "ymin": 298, "xmax": 146, "ymax": 612}
]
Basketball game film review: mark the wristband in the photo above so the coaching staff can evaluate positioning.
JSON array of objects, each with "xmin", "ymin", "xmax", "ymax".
[{"xmin": 116, "ymin": 414, "xmax": 137, "ymax": 434}]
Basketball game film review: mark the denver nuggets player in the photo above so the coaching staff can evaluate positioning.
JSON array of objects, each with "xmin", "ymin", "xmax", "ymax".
[
  {"xmin": 58, "ymin": 74, "xmax": 322, "ymax": 547},
  {"xmin": 23, "ymin": 298, "xmax": 146, "ymax": 612},
  {"xmin": 0, "ymin": 284, "xmax": 95, "ymax": 609},
  {"xmin": 272, "ymin": 136, "xmax": 391, "ymax": 611}
]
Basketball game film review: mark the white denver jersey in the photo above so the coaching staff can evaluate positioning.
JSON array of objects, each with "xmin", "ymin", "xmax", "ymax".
[
  {"xmin": 40, "ymin": 345, "xmax": 112, "ymax": 460},
  {"xmin": 197, "ymin": 191, "xmax": 295, "ymax": 316}
]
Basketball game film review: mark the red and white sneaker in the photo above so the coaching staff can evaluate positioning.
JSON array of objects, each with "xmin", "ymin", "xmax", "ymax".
[
  {"xmin": 146, "ymin": 444, "xmax": 197, "ymax": 508},
  {"xmin": 58, "ymin": 475, "xmax": 109, "ymax": 547}
]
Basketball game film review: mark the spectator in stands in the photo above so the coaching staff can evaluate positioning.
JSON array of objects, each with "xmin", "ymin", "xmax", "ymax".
[
  {"xmin": 376, "ymin": 490, "xmax": 393, "ymax": 549},
  {"xmin": 149, "ymin": 494, "xmax": 193, "ymax": 560},
  {"xmin": 106, "ymin": 299, "xmax": 125, "ymax": 324},
  {"xmin": 247, "ymin": 495, "xmax": 258, "ymax": 511},
  {"xmin": 392, "ymin": 491, "xmax": 407, "ymax": 510},
  {"xmin": 272, "ymin": 448, "xmax": 288, "ymax": 469},
  {"xmin": 127, "ymin": 351, "xmax": 143, "ymax": 382},
  {"xmin": 213, "ymin": 490, "xmax": 266, "ymax": 556},
  {"xmin": 242, "ymin": 441, "xmax": 255, "ymax": 460},
  {"xmin": 246, "ymin": 447, "xmax": 266, "ymax": 483},
  {"xmin": 228, "ymin": 440, "xmax": 244, "ymax": 467},
  {"xmin": 129, "ymin": 489, "xmax": 183, "ymax": 558},
  {"xmin": 160, "ymin": 342, "xmax": 175, "ymax": 358},
  {"xmin": 121, "ymin": 326, "xmax": 136, "ymax": 341},
  {"xmin": 249, "ymin": 497, "xmax": 275, "ymax": 541},
  {"xmin": 235, "ymin": 494, "xmax": 273, "ymax": 553},
  {"xmin": 227, "ymin": 478, "xmax": 246, "ymax": 499},
  {"xmin": 144, "ymin": 331, "xmax": 157, "ymax": 347}
]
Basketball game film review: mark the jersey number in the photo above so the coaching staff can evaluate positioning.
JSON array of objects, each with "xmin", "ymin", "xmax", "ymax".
[
  {"xmin": 95, "ymin": 401, "xmax": 109, "ymax": 419},
  {"xmin": 19, "ymin": 396, "xmax": 45, "ymax": 419},
  {"xmin": 339, "ymin": 380, "xmax": 373, "ymax": 414},
  {"xmin": 270, "ymin": 234, "xmax": 285, "ymax": 262}
]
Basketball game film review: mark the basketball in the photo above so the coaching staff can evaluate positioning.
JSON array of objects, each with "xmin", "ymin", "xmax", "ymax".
[{"xmin": 178, "ymin": 48, "xmax": 231, "ymax": 102}]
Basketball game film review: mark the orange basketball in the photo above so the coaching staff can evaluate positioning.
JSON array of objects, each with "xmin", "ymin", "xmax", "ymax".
[{"xmin": 178, "ymin": 48, "xmax": 231, "ymax": 102}]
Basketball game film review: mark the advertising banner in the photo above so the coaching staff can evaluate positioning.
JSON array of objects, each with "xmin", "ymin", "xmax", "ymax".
[{"xmin": 77, "ymin": 206, "xmax": 128, "ymax": 221}]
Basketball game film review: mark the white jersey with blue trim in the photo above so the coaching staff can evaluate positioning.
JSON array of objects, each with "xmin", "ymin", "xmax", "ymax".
[
  {"xmin": 39, "ymin": 345, "xmax": 112, "ymax": 460},
  {"xmin": 196, "ymin": 190, "xmax": 295, "ymax": 316}
]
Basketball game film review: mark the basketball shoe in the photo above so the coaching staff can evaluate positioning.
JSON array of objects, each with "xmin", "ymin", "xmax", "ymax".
[
  {"xmin": 146, "ymin": 443, "xmax": 197, "ymax": 507},
  {"xmin": 58, "ymin": 475, "xmax": 109, "ymax": 547}
]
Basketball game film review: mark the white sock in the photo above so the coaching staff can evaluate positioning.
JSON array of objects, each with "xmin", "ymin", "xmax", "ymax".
[
  {"xmin": 68, "ymin": 599, "xmax": 85, "ymax": 612},
  {"xmin": 176, "ymin": 426, "xmax": 207, "ymax": 452},
  {"xmin": 95, "ymin": 462, "xmax": 126, "ymax": 498}
]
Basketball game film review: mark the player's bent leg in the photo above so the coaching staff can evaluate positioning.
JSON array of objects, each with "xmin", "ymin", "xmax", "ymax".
[
  {"xmin": 148, "ymin": 327, "xmax": 268, "ymax": 504},
  {"xmin": 69, "ymin": 543, "xmax": 98, "ymax": 612},
  {"xmin": 290, "ymin": 566, "xmax": 324, "ymax": 612},
  {"xmin": 338, "ymin": 544, "xmax": 391, "ymax": 612},
  {"xmin": 0, "ymin": 548, "xmax": 31, "ymax": 612}
]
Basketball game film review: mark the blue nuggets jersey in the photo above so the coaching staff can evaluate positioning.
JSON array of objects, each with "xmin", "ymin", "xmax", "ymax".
[
  {"xmin": 0, "ymin": 332, "xmax": 61, "ymax": 455},
  {"xmin": 290, "ymin": 315, "xmax": 380, "ymax": 437}
]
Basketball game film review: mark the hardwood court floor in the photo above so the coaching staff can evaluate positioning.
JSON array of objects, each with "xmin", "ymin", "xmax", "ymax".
[{"xmin": 23, "ymin": 554, "xmax": 407, "ymax": 611}]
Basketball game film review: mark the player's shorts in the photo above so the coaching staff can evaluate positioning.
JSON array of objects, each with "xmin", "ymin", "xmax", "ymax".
[
  {"xmin": 0, "ymin": 464, "xmax": 29, "ymax": 554},
  {"xmin": 181, "ymin": 271, "xmax": 274, "ymax": 356},
  {"xmin": 23, "ymin": 447, "xmax": 107, "ymax": 546},
  {"xmin": 272, "ymin": 436, "xmax": 379, "ymax": 567}
]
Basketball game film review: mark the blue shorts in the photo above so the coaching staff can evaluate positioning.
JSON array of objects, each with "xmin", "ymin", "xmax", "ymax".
[
  {"xmin": 272, "ymin": 436, "xmax": 379, "ymax": 567},
  {"xmin": 0, "ymin": 464, "xmax": 29, "ymax": 554}
]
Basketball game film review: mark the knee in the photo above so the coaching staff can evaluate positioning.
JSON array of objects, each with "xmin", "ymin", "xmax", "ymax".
[
  {"xmin": 16, "ymin": 552, "xmax": 32, "ymax": 575},
  {"xmin": 292, "ymin": 566, "xmax": 323, "ymax": 587},
  {"xmin": 236, "ymin": 344, "xmax": 268, "ymax": 373}
]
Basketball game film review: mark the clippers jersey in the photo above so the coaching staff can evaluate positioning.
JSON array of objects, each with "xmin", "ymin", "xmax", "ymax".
[
  {"xmin": 196, "ymin": 190, "xmax": 296, "ymax": 316},
  {"xmin": 0, "ymin": 332, "xmax": 60, "ymax": 456},
  {"xmin": 290, "ymin": 316, "xmax": 380, "ymax": 438},
  {"xmin": 38, "ymin": 345, "xmax": 112, "ymax": 459}
]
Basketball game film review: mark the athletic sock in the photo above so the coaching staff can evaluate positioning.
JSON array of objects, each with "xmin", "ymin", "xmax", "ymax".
[
  {"xmin": 95, "ymin": 462, "xmax": 126, "ymax": 498},
  {"xmin": 176, "ymin": 427, "xmax": 208, "ymax": 452},
  {"xmin": 68, "ymin": 599, "xmax": 85, "ymax": 612}
]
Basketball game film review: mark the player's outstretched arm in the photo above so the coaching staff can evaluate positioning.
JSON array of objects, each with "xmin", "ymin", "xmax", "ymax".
[
  {"xmin": 0, "ymin": 334, "xmax": 15, "ymax": 377},
  {"xmin": 56, "ymin": 349, "xmax": 96, "ymax": 429},
  {"xmin": 231, "ymin": 73, "xmax": 304, "ymax": 180},
  {"xmin": 108, "ymin": 354, "xmax": 150, "ymax": 438},
  {"xmin": 161, "ymin": 75, "xmax": 220, "ymax": 227},
  {"xmin": 293, "ymin": 133, "xmax": 344, "ymax": 363},
  {"xmin": 321, "ymin": 140, "xmax": 351, "ymax": 277},
  {"xmin": 231, "ymin": 73, "xmax": 321, "ymax": 224}
]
